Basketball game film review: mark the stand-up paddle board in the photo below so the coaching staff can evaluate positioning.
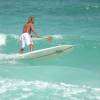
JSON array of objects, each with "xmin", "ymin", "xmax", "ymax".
[{"xmin": 17, "ymin": 44, "xmax": 73, "ymax": 59}]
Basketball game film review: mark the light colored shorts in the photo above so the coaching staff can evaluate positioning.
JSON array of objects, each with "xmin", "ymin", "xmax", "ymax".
[{"xmin": 20, "ymin": 33, "xmax": 33, "ymax": 49}]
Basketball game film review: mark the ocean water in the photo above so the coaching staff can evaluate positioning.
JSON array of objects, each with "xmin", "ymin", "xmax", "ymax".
[{"xmin": 0, "ymin": 0, "xmax": 100, "ymax": 100}]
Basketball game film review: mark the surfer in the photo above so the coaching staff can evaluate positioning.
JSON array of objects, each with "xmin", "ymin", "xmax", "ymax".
[{"xmin": 19, "ymin": 16, "xmax": 39, "ymax": 54}]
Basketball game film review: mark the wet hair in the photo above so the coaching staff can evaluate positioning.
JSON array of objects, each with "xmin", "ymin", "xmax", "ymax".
[{"xmin": 27, "ymin": 16, "xmax": 34, "ymax": 24}]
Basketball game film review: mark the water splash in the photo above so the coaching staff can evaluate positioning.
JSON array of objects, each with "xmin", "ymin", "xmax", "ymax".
[{"xmin": 0, "ymin": 34, "xmax": 6, "ymax": 46}]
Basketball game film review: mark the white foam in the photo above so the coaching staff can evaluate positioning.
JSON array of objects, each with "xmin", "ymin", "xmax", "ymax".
[
  {"xmin": 96, "ymin": 96, "xmax": 100, "ymax": 100},
  {"xmin": 0, "ymin": 53, "xmax": 19, "ymax": 64},
  {"xmin": 0, "ymin": 34, "xmax": 6, "ymax": 46},
  {"xmin": 52, "ymin": 34, "xmax": 63, "ymax": 39},
  {"xmin": 0, "ymin": 79, "xmax": 100, "ymax": 99},
  {"xmin": 33, "ymin": 80, "xmax": 49, "ymax": 89},
  {"xmin": 0, "ymin": 53, "xmax": 18, "ymax": 60},
  {"xmin": 9, "ymin": 34, "xmax": 19, "ymax": 40},
  {"xmin": 14, "ymin": 93, "xmax": 32, "ymax": 100}
]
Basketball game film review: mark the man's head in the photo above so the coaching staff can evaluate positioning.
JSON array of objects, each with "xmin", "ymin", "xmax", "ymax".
[{"xmin": 27, "ymin": 16, "xmax": 34, "ymax": 23}]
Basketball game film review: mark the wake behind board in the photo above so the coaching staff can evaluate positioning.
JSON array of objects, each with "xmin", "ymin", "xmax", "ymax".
[{"xmin": 17, "ymin": 44, "xmax": 73, "ymax": 59}]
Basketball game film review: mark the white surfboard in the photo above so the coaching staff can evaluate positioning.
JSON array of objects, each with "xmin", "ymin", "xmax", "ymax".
[{"xmin": 16, "ymin": 44, "xmax": 73, "ymax": 59}]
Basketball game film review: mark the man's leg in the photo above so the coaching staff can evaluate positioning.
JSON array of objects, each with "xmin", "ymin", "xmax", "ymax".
[
  {"xmin": 19, "ymin": 34, "xmax": 25, "ymax": 54},
  {"xmin": 20, "ymin": 48, "xmax": 24, "ymax": 54},
  {"xmin": 29, "ymin": 44, "xmax": 33, "ymax": 52}
]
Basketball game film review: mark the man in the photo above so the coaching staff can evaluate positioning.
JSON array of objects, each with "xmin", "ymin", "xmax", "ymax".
[{"xmin": 20, "ymin": 16, "xmax": 39, "ymax": 54}]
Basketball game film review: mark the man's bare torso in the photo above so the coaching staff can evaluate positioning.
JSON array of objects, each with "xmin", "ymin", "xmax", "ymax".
[{"xmin": 23, "ymin": 23, "xmax": 34, "ymax": 34}]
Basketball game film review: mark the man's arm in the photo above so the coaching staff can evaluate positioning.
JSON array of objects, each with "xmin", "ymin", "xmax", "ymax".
[
  {"xmin": 30, "ymin": 23, "xmax": 34, "ymax": 32},
  {"xmin": 30, "ymin": 23, "xmax": 40, "ymax": 37}
]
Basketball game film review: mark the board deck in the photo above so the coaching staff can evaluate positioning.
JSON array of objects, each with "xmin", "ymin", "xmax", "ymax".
[{"xmin": 17, "ymin": 44, "xmax": 73, "ymax": 59}]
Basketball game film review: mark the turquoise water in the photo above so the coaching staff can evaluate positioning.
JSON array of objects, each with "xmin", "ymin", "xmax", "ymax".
[{"xmin": 0, "ymin": 0, "xmax": 100, "ymax": 99}]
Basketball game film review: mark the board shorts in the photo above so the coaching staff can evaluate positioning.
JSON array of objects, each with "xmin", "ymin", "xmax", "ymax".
[{"xmin": 20, "ymin": 33, "xmax": 33, "ymax": 49}]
